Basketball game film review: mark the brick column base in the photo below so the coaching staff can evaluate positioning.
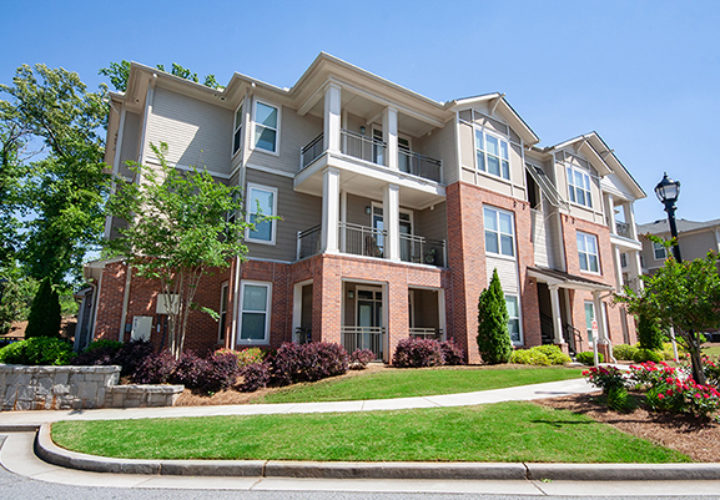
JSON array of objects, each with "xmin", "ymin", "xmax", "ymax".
[{"xmin": 554, "ymin": 342, "xmax": 569, "ymax": 355}]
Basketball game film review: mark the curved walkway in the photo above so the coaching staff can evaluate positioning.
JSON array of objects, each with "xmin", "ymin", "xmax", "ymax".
[{"xmin": 0, "ymin": 377, "xmax": 593, "ymax": 427}]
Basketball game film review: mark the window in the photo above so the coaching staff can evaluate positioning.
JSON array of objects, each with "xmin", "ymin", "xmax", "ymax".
[
  {"xmin": 245, "ymin": 183, "xmax": 277, "ymax": 244},
  {"xmin": 567, "ymin": 166, "xmax": 592, "ymax": 208},
  {"xmin": 584, "ymin": 300, "xmax": 596, "ymax": 346},
  {"xmin": 505, "ymin": 294, "xmax": 522, "ymax": 344},
  {"xmin": 238, "ymin": 281, "xmax": 271, "ymax": 344},
  {"xmin": 475, "ymin": 129, "xmax": 510, "ymax": 180},
  {"xmin": 232, "ymin": 102, "xmax": 243, "ymax": 155},
  {"xmin": 653, "ymin": 241, "xmax": 667, "ymax": 260},
  {"xmin": 577, "ymin": 231, "xmax": 600, "ymax": 273},
  {"xmin": 620, "ymin": 252, "xmax": 627, "ymax": 268},
  {"xmin": 253, "ymin": 101, "xmax": 279, "ymax": 153},
  {"xmin": 484, "ymin": 206, "xmax": 515, "ymax": 257},
  {"xmin": 218, "ymin": 283, "xmax": 228, "ymax": 342}
]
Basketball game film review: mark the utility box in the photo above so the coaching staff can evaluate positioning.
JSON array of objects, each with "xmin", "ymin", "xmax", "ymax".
[{"xmin": 131, "ymin": 316, "xmax": 153, "ymax": 342}]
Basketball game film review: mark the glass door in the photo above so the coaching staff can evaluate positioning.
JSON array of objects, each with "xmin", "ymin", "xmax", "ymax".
[
  {"xmin": 398, "ymin": 137, "xmax": 411, "ymax": 173},
  {"xmin": 357, "ymin": 288, "xmax": 383, "ymax": 359},
  {"xmin": 584, "ymin": 301, "xmax": 596, "ymax": 347}
]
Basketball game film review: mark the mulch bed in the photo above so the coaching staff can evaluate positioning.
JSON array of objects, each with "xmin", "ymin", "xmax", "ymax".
[{"xmin": 536, "ymin": 392, "xmax": 720, "ymax": 462}]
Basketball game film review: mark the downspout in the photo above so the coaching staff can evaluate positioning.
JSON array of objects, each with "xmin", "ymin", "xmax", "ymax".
[{"xmin": 118, "ymin": 264, "xmax": 132, "ymax": 342}]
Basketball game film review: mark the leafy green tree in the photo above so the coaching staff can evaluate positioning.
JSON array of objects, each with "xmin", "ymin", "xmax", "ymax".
[
  {"xmin": 0, "ymin": 266, "xmax": 37, "ymax": 335},
  {"xmin": 617, "ymin": 247, "xmax": 720, "ymax": 385},
  {"xmin": 477, "ymin": 269, "xmax": 513, "ymax": 364},
  {"xmin": 105, "ymin": 143, "xmax": 254, "ymax": 357},
  {"xmin": 0, "ymin": 117, "xmax": 24, "ymax": 269},
  {"xmin": 636, "ymin": 311, "xmax": 664, "ymax": 351},
  {"xmin": 24, "ymin": 278, "xmax": 61, "ymax": 338},
  {"xmin": 0, "ymin": 64, "xmax": 109, "ymax": 333},
  {"xmin": 100, "ymin": 61, "xmax": 221, "ymax": 92}
]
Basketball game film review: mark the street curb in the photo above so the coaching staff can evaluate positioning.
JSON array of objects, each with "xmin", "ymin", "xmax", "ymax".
[
  {"xmin": 36, "ymin": 424, "xmax": 720, "ymax": 481},
  {"xmin": 0, "ymin": 424, "xmax": 41, "ymax": 433}
]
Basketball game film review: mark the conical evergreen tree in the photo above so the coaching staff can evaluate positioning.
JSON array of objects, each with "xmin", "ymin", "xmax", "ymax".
[
  {"xmin": 24, "ymin": 278, "xmax": 61, "ymax": 338},
  {"xmin": 477, "ymin": 268, "xmax": 512, "ymax": 364},
  {"xmin": 637, "ymin": 311, "xmax": 664, "ymax": 350}
]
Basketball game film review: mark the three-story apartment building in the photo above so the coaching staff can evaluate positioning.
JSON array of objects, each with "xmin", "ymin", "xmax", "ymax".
[{"xmin": 75, "ymin": 53, "xmax": 645, "ymax": 363}]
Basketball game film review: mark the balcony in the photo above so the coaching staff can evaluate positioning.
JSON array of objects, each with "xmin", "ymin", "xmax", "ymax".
[
  {"xmin": 615, "ymin": 221, "xmax": 632, "ymax": 239},
  {"xmin": 300, "ymin": 129, "xmax": 442, "ymax": 184},
  {"xmin": 341, "ymin": 326, "xmax": 385, "ymax": 360},
  {"xmin": 409, "ymin": 327, "xmax": 443, "ymax": 340}
]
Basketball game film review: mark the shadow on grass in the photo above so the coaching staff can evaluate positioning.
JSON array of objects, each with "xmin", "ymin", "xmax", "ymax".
[{"xmin": 529, "ymin": 419, "xmax": 594, "ymax": 428}]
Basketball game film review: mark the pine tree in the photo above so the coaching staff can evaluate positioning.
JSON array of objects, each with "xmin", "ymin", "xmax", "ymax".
[
  {"xmin": 24, "ymin": 278, "xmax": 61, "ymax": 338},
  {"xmin": 477, "ymin": 269, "xmax": 512, "ymax": 364},
  {"xmin": 636, "ymin": 311, "xmax": 664, "ymax": 350}
]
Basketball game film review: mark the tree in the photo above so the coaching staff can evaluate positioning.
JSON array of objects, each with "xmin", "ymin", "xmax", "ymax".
[
  {"xmin": 636, "ymin": 310, "xmax": 664, "ymax": 351},
  {"xmin": 0, "ymin": 265, "xmax": 37, "ymax": 335},
  {"xmin": 105, "ymin": 143, "xmax": 254, "ymax": 358},
  {"xmin": 477, "ymin": 269, "xmax": 513, "ymax": 364},
  {"xmin": 0, "ymin": 64, "xmax": 109, "ymax": 333},
  {"xmin": 99, "ymin": 61, "xmax": 221, "ymax": 92},
  {"xmin": 24, "ymin": 278, "xmax": 61, "ymax": 338},
  {"xmin": 617, "ymin": 248, "xmax": 720, "ymax": 385}
]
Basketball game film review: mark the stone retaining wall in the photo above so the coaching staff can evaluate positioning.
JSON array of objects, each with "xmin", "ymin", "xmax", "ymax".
[{"xmin": 0, "ymin": 364, "xmax": 183, "ymax": 411}]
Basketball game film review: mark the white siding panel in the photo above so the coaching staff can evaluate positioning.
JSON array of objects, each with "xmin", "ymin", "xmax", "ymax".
[
  {"xmin": 531, "ymin": 209, "xmax": 549, "ymax": 268},
  {"xmin": 486, "ymin": 257, "xmax": 519, "ymax": 294}
]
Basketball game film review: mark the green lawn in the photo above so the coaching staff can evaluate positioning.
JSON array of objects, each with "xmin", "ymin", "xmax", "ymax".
[
  {"xmin": 257, "ymin": 367, "xmax": 584, "ymax": 404},
  {"xmin": 703, "ymin": 345, "xmax": 720, "ymax": 357},
  {"xmin": 52, "ymin": 402, "xmax": 688, "ymax": 463}
]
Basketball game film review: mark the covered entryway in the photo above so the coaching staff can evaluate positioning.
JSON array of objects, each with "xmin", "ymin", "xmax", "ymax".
[
  {"xmin": 342, "ymin": 282, "xmax": 386, "ymax": 360},
  {"xmin": 408, "ymin": 287, "xmax": 445, "ymax": 341}
]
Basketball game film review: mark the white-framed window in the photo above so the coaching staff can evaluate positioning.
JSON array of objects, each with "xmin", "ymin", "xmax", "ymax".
[
  {"xmin": 577, "ymin": 231, "xmax": 600, "ymax": 273},
  {"xmin": 620, "ymin": 252, "xmax": 628, "ymax": 268},
  {"xmin": 218, "ymin": 282, "xmax": 229, "ymax": 343},
  {"xmin": 252, "ymin": 100, "xmax": 280, "ymax": 154},
  {"xmin": 483, "ymin": 206, "xmax": 515, "ymax": 257},
  {"xmin": 238, "ymin": 281, "xmax": 271, "ymax": 344},
  {"xmin": 475, "ymin": 129, "xmax": 510, "ymax": 180},
  {"xmin": 505, "ymin": 294, "xmax": 522, "ymax": 344},
  {"xmin": 232, "ymin": 101, "xmax": 244, "ymax": 156},
  {"xmin": 245, "ymin": 183, "xmax": 277, "ymax": 245},
  {"xmin": 584, "ymin": 300, "xmax": 596, "ymax": 346},
  {"xmin": 653, "ymin": 241, "xmax": 667, "ymax": 260},
  {"xmin": 567, "ymin": 166, "xmax": 592, "ymax": 208}
]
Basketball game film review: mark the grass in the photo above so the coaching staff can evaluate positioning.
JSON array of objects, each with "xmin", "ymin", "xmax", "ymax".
[
  {"xmin": 52, "ymin": 401, "xmax": 689, "ymax": 463},
  {"xmin": 257, "ymin": 366, "xmax": 584, "ymax": 404},
  {"xmin": 702, "ymin": 345, "xmax": 720, "ymax": 357}
]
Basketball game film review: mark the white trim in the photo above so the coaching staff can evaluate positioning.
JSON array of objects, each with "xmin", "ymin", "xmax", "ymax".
[
  {"xmin": 105, "ymin": 105, "xmax": 127, "ymax": 239},
  {"xmin": 218, "ymin": 282, "xmax": 229, "ymax": 343},
  {"xmin": 652, "ymin": 240, "xmax": 668, "ymax": 261},
  {"xmin": 246, "ymin": 163, "xmax": 295, "ymax": 179},
  {"xmin": 292, "ymin": 279, "xmax": 313, "ymax": 340},
  {"xmin": 505, "ymin": 293, "xmax": 523, "ymax": 346},
  {"xmin": 566, "ymin": 164, "xmax": 593, "ymax": 209},
  {"xmin": 237, "ymin": 280, "xmax": 272, "ymax": 345},
  {"xmin": 251, "ymin": 98, "xmax": 281, "ymax": 156},
  {"xmin": 231, "ymin": 99, "xmax": 244, "ymax": 159},
  {"xmin": 472, "ymin": 116, "xmax": 512, "ymax": 182},
  {"xmin": 245, "ymin": 182, "xmax": 278, "ymax": 245}
]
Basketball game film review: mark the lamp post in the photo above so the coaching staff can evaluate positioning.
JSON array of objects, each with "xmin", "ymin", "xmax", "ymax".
[
  {"xmin": 654, "ymin": 172, "xmax": 682, "ymax": 262},
  {"xmin": 654, "ymin": 172, "xmax": 682, "ymax": 361}
]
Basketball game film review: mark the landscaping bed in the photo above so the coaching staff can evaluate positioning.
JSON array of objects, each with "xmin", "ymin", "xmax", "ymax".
[
  {"xmin": 51, "ymin": 401, "xmax": 687, "ymax": 463},
  {"xmin": 537, "ymin": 392, "xmax": 720, "ymax": 462}
]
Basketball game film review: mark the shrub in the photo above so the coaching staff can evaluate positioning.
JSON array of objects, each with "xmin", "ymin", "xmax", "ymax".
[
  {"xmin": 439, "ymin": 340, "xmax": 465, "ymax": 365},
  {"xmin": 170, "ymin": 351, "xmax": 208, "ymax": 389},
  {"xmin": 477, "ymin": 269, "xmax": 512, "ymax": 364},
  {"xmin": 169, "ymin": 351, "xmax": 239, "ymax": 394},
  {"xmin": 637, "ymin": 311, "xmax": 664, "ymax": 351},
  {"xmin": 628, "ymin": 361, "xmax": 677, "ymax": 388},
  {"xmin": 349, "ymin": 349, "xmax": 375, "ymax": 370},
  {"xmin": 510, "ymin": 349, "xmax": 550, "ymax": 366},
  {"xmin": 239, "ymin": 362, "xmax": 271, "ymax": 392},
  {"xmin": 132, "ymin": 351, "xmax": 177, "ymax": 384},
  {"xmin": 24, "ymin": 278, "xmax": 61, "ymax": 338},
  {"xmin": 392, "ymin": 338, "xmax": 445, "ymax": 368},
  {"xmin": 633, "ymin": 348, "xmax": 663, "ymax": 363},
  {"xmin": 607, "ymin": 386, "xmax": 636, "ymax": 413},
  {"xmin": 216, "ymin": 347, "xmax": 266, "ymax": 367},
  {"xmin": 576, "ymin": 351, "xmax": 603, "ymax": 365},
  {"xmin": 269, "ymin": 342, "xmax": 349, "ymax": 386},
  {"xmin": 113, "ymin": 340, "xmax": 154, "ymax": 377},
  {"xmin": 583, "ymin": 366, "xmax": 626, "ymax": 393},
  {"xmin": 703, "ymin": 356, "xmax": 720, "ymax": 387},
  {"xmin": 661, "ymin": 342, "xmax": 679, "ymax": 361},
  {"xmin": 86, "ymin": 339, "xmax": 123, "ymax": 353},
  {"xmin": 72, "ymin": 338, "xmax": 124, "ymax": 366},
  {"xmin": 533, "ymin": 345, "xmax": 571, "ymax": 365},
  {"xmin": 0, "ymin": 337, "xmax": 73, "ymax": 365},
  {"xmin": 613, "ymin": 344, "xmax": 639, "ymax": 361}
]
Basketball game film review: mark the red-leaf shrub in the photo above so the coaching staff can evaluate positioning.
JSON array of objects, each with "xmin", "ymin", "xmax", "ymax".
[
  {"xmin": 269, "ymin": 342, "xmax": 349, "ymax": 386},
  {"xmin": 215, "ymin": 347, "xmax": 266, "ymax": 367},
  {"xmin": 392, "ymin": 338, "xmax": 444, "ymax": 368},
  {"xmin": 170, "ymin": 351, "xmax": 208, "ymax": 389},
  {"xmin": 170, "ymin": 351, "xmax": 239, "ymax": 393},
  {"xmin": 439, "ymin": 340, "xmax": 465, "ymax": 365},
  {"xmin": 349, "ymin": 349, "xmax": 375, "ymax": 369},
  {"xmin": 132, "ymin": 351, "xmax": 177, "ymax": 384},
  {"xmin": 239, "ymin": 362, "xmax": 271, "ymax": 392},
  {"xmin": 72, "ymin": 339, "xmax": 153, "ymax": 377}
]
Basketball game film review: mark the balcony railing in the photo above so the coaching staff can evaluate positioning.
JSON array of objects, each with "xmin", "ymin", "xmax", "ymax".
[
  {"xmin": 615, "ymin": 221, "xmax": 632, "ymax": 239},
  {"xmin": 409, "ymin": 328, "xmax": 443, "ymax": 340},
  {"xmin": 299, "ymin": 130, "xmax": 443, "ymax": 184},
  {"xmin": 399, "ymin": 233, "xmax": 446, "ymax": 267},
  {"xmin": 341, "ymin": 326, "xmax": 385, "ymax": 360},
  {"xmin": 294, "ymin": 327, "xmax": 312, "ymax": 344},
  {"xmin": 296, "ymin": 224, "xmax": 321, "ymax": 260},
  {"xmin": 398, "ymin": 149, "xmax": 442, "ymax": 183},
  {"xmin": 341, "ymin": 222, "xmax": 386, "ymax": 258}
]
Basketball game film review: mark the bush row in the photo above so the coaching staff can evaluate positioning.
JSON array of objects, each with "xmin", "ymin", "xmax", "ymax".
[
  {"xmin": 391, "ymin": 338, "xmax": 465, "ymax": 368},
  {"xmin": 0, "ymin": 337, "xmax": 74, "ymax": 365},
  {"xmin": 509, "ymin": 345, "xmax": 571, "ymax": 366}
]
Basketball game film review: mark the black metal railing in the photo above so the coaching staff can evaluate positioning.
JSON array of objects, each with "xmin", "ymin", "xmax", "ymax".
[
  {"xmin": 300, "ymin": 133, "xmax": 324, "ymax": 169},
  {"xmin": 341, "ymin": 129, "xmax": 386, "ymax": 165},
  {"xmin": 409, "ymin": 328, "xmax": 443, "ymax": 340},
  {"xmin": 615, "ymin": 221, "xmax": 632, "ymax": 239},
  {"xmin": 399, "ymin": 234, "xmax": 446, "ymax": 267},
  {"xmin": 341, "ymin": 222, "xmax": 386, "ymax": 258},
  {"xmin": 398, "ymin": 149, "xmax": 442, "ymax": 183},
  {"xmin": 297, "ymin": 224, "xmax": 322, "ymax": 259},
  {"xmin": 342, "ymin": 326, "xmax": 385, "ymax": 360}
]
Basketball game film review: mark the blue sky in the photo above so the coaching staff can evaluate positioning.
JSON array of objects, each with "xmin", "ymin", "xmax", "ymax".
[{"xmin": 2, "ymin": 0, "xmax": 718, "ymax": 224}]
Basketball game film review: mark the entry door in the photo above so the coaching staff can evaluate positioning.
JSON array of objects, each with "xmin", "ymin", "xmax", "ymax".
[
  {"xmin": 398, "ymin": 137, "xmax": 411, "ymax": 173},
  {"xmin": 357, "ymin": 288, "xmax": 383, "ymax": 358},
  {"xmin": 584, "ymin": 301, "xmax": 596, "ymax": 347},
  {"xmin": 399, "ymin": 213, "xmax": 413, "ymax": 262}
]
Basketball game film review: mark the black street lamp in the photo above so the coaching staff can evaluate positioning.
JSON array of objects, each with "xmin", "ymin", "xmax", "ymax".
[{"xmin": 654, "ymin": 172, "xmax": 682, "ymax": 262}]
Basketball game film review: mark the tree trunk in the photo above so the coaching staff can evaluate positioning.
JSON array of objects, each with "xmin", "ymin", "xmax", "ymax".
[{"xmin": 687, "ymin": 330, "xmax": 707, "ymax": 385}]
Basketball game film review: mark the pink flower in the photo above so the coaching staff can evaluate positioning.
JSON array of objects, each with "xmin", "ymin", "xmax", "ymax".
[
  {"xmin": 666, "ymin": 388, "xmax": 673, "ymax": 395},
  {"xmin": 658, "ymin": 393, "xmax": 665, "ymax": 399},
  {"xmin": 704, "ymin": 394, "xmax": 710, "ymax": 399},
  {"xmin": 695, "ymin": 393, "xmax": 702, "ymax": 399}
]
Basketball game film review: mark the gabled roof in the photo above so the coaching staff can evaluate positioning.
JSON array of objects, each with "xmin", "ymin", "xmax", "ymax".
[{"xmin": 637, "ymin": 218, "xmax": 720, "ymax": 236}]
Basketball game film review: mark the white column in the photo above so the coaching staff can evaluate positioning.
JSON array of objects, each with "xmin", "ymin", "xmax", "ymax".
[
  {"xmin": 292, "ymin": 283, "xmax": 303, "ymax": 342},
  {"xmin": 592, "ymin": 291, "xmax": 608, "ymax": 344},
  {"xmin": 323, "ymin": 83, "xmax": 341, "ymax": 153},
  {"xmin": 383, "ymin": 183, "xmax": 400, "ymax": 261},
  {"xmin": 623, "ymin": 202, "xmax": 638, "ymax": 240},
  {"xmin": 548, "ymin": 285, "xmax": 564, "ymax": 344},
  {"xmin": 340, "ymin": 190, "xmax": 347, "ymax": 253},
  {"xmin": 382, "ymin": 106, "xmax": 398, "ymax": 170},
  {"xmin": 605, "ymin": 193, "xmax": 616, "ymax": 235},
  {"xmin": 321, "ymin": 167, "xmax": 340, "ymax": 253},
  {"xmin": 437, "ymin": 289, "xmax": 447, "ymax": 341},
  {"xmin": 613, "ymin": 246, "xmax": 624, "ymax": 291},
  {"xmin": 630, "ymin": 250, "xmax": 644, "ymax": 292}
]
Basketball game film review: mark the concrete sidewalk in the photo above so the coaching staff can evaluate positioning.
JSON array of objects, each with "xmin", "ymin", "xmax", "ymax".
[{"xmin": 0, "ymin": 377, "xmax": 593, "ymax": 426}]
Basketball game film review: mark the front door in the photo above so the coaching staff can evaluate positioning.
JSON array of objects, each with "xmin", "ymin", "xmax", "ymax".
[{"xmin": 357, "ymin": 288, "xmax": 383, "ymax": 359}]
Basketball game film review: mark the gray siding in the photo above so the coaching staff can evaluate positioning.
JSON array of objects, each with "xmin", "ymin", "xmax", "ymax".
[
  {"xmin": 414, "ymin": 202, "xmax": 447, "ymax": 242},
  {"xmin": 118, "ymin": 111, "xmax": 141, "ymax": 178},
  {"xmin": 412, "ymin": 121, "xmax": 456, "ymax": 185},
  {"xmin": 245, "ymin": 168, "xmax": 322, "ymax": 262}
]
